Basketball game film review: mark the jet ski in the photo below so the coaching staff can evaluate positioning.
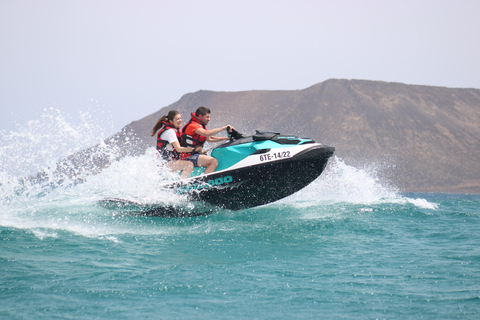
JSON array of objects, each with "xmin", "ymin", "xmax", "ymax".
[{"xmin": 160, "ymin": 128, "xmax": 335, "ymax": 210}]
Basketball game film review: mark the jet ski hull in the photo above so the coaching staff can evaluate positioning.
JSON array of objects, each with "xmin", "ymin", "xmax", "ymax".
[{"xmin": 164, "ymin": 144, "xmax": 334, "ymax": 210}]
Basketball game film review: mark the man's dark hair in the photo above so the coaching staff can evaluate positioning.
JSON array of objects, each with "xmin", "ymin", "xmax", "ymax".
[{"xmin": 195, "ymin": 106, "xmax": 211, "ymax": 116}]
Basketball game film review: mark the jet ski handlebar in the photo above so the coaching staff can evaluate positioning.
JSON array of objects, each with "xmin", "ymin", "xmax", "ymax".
[{"xmin": 227, "ymin": 126, "xmax": 244, "ymax": 141}]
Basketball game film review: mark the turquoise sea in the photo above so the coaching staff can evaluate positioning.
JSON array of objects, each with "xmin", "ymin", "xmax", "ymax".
[{"xmin": 1, "ymin": 110, "xmax": 479, "ymax": 319}]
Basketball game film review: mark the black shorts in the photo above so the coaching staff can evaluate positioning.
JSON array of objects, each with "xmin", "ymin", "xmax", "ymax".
[{"xmin": 185, "ymin": 154, "xmax": 200, "ymax": 167}]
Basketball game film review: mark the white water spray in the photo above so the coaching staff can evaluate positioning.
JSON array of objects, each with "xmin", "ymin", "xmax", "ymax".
[{"xmin": 1, "ymin": 108, "xmax": 438, "ymax": 237}]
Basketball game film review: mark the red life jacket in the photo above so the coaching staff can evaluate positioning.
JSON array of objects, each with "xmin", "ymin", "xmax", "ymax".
[
  {"xmin": 157, "ymin": 121, "xmax": 181, "ymax": 160},
  {"xmin": 181, "ymin": 113, "xmax": 207, "ymax": 148}
]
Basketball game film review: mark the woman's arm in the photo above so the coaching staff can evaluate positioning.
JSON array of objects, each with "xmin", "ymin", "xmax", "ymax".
[{"xmin": 171, "ymin": 140, "xmax": 194, "ymax": 153}]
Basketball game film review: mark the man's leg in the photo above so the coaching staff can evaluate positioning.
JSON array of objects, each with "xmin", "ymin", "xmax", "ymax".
[{"xmin": 196, "ymin": 154, "xmax": 218, "ymax": 174}]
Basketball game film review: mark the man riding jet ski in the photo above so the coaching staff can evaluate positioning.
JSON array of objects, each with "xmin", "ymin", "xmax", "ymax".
[{"xmin": 180, "ymin": 106, "xmax": 234, "ymax": 174}]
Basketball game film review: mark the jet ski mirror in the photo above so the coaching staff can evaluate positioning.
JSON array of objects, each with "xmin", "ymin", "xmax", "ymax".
[{"xmin": 227, "ymin": 126, "xmax": 244, "ymax": 142}]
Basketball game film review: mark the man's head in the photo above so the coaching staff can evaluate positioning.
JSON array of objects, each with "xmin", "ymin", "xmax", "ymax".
[{"xmin": 195, "ymin": 106, "xmax": 211, "ymax": 126}]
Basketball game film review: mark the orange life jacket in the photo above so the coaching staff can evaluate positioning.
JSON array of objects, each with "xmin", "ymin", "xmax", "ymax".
[{"xmin": 181, "ymin": 113, "xmax": 207, "ymax": 148}]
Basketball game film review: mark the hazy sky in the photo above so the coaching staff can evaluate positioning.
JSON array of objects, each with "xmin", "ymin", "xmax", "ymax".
[{"xmin": 1, "ymin": 0, "xmax": 479, "ymax": 133}]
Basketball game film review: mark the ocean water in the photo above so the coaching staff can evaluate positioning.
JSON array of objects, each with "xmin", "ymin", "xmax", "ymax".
[{"xmin": 1, "ymin": 110, "xmax": 479, "ymax": 319}]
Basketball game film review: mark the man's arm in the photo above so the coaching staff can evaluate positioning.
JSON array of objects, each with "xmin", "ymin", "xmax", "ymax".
[
  {"xmin": 194, "ymin": 126, "xmax": 229, "ymax": 138},
  {"xmin": 207, "ymin": 136, "xmax": 229, "ymax": 142}
]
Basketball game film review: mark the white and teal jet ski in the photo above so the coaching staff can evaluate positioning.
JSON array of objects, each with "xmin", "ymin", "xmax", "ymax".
[{"xmin": 161, "ymin": 129, "xmax": 335, "ymax": 211}]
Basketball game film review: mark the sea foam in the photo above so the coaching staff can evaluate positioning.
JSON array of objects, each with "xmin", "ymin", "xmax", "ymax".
[{"xmin": 1, "ymin": 108, "xmax": 438, "ymax": 239}]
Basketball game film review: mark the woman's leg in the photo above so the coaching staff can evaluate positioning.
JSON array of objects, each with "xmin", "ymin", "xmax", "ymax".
[
  {"xmin": 166, "ymin": 160, "xmax": 194, "ymax": 178},
  {"xmin": 196, "ymin": 154, "xmax": 218, "ymax": 174}
]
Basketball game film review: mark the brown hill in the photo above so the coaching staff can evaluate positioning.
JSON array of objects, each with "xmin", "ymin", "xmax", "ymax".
[
  {"xmin": 66, "ymin": 79, "xmax": 477, "ymax": 194},
  {"xmin": 125, "ymin": 79, "xmax": 480, "ymax": 193}
]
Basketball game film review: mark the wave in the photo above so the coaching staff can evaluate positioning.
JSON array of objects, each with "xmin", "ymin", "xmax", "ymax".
[{"xmin": 1, "ymin": 108, "xmax": 439, "ymax": 238}]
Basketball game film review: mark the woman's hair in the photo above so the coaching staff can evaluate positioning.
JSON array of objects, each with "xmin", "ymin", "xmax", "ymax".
[{"xmin": 150, "ymin": 110, "xmax": 180, "ymax": 136}]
